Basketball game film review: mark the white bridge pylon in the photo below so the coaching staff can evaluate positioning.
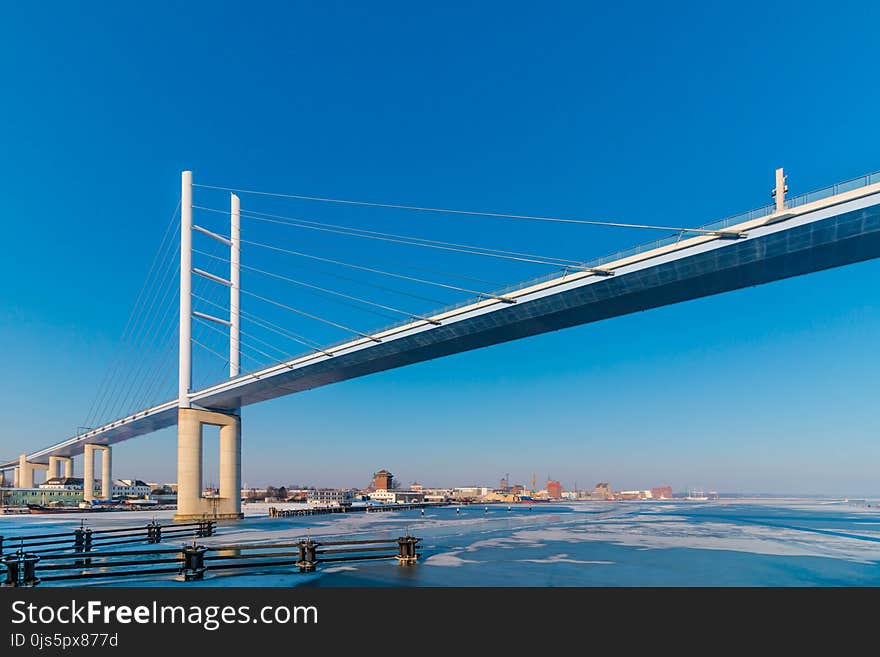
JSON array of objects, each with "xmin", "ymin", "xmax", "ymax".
[{"xmin": 176, "ymin": 171, "xmax": 243, "ymax": 520}]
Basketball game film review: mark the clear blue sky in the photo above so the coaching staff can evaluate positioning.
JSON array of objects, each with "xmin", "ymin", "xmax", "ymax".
[{"xmin": 2, "ymin": 1, "xmax": 879, "ymax": 495}]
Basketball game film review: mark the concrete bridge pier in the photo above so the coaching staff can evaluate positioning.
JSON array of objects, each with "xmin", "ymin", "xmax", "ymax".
[
  {"xmin": 101, "ymin": 448, "xmax": 112, "ymax": 499},
  {"xmin": 173, "ymin": 407, "xmax": 242, "ymax": 521},
  {"xmin": 13, "ymin": 467, "xmax": 19, "ymax": 488},
  {"xmin": 18, "ymin": 455, "xmax": 32, "ymax": 488},
  {"xmin": 18, "ymin": 454, "xmax": 49, "ymax": 488},
  {"xmin": 48, "ymin": 456, "xmax": 73, "ymax": 479},
  {"xmin": 83, "ymin": 445, "xmax": 112, "ymax": 502}
]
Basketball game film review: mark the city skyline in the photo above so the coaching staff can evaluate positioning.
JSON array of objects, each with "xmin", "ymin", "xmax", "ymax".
[
  {"xmin": 16, "ymin": 462, "xmax": 866, "ymax": 500},
  {"xmin": 2, "ymin": 2, "xmax": 880, "ymax": 496}
]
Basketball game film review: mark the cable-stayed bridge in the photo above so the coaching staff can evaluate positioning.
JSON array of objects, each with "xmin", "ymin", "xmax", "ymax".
[{"xmin": 3, "ymin": 167, "xmax": 880, "ymax": 518}]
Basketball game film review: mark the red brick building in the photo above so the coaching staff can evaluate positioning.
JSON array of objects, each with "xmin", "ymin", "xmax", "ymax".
[
  {"xmin": 651, "ymin": 485, "xmax": 673, "ymax": 500},
  {"xmin": 372, "ymin": 469, "xmax": 394, "ymax": 491},
  {"xmin": 547, "ymin": 480, "xmax": 562, "ymax": 499}
]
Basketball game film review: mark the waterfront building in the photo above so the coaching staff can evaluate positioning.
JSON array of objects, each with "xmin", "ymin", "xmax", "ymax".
[
  {"xmin": 547, "ymin": 480, "xmax": 562, "ymax": 499},
  {"xmin": 308, "ymin": 489, "xmax": 355, "ymax": 506},
  {"xmin": 1, "ymin": 480, "xmax": 144, "ymax": 506},
  {"xmin": 286, "ymin": 488, "xmax": 310, "ymax": 502},
  {"xmin": 451, "ymin": 486, "xmax": 490, "ymax": 500},
  {"xmin": 39, "ymin": 477, "xmax": 84, "ymax": 491},
  {"xmin": 1, "ymin": 486, "xmax": 84, "ymax": 506},
  {"xmin": 112, "ymin": 479, "xmax": 151, "ymax": 498},
  {"xmin": 372, "ymin": 469, "xmax": 394, "ymax": 491},
  {"xmin": 369, "ymin": 490, "xmax": 424, "ymax": 504},
  {"xmin": 28, "ymin": 476, "xmax": 149, "ymax": 502},
  {"xmin": 592, "ymin": 483, "xmax": 613, "ymax": 500},
  {"xmin": 420, "ymin": 488, "xmax": 452, "ymax": 502},
  {"xmin": 651, "ymin": 486, "xmax": 673, "ymax": 499}
]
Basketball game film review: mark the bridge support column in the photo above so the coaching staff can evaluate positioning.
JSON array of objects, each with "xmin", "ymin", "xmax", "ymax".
[
  {"xmin": 18, "ymin": 455, "xmax": 33, "ymax": 488},
  {"xmin": 13, "ymin": 467, "xmax": 20, "ymax": 488},
  {"xmin": 174, "ymin": 407, "xmax": 243, "ymax": 521},
  {"xmin": 17, "ymin": 456, "xmax": 49, "ymax": 488},
  {"xmin": 83, "ymin": 445, "xmax": 111, "ymax": 502},
  {"xmin": 48, "ymin": 456, "xmax": 72, "ymax": 479},
  {"xmin": 83, "ymin": 446, "xmax": 96, "ymax": 502},
  {"xmin": 101, "ymin": 447, "xmax": 112, "ymax": 500}
]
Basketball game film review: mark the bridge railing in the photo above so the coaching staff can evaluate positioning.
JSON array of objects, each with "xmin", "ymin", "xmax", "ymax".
[
  {"xmin": 1, "ymin": 533, "xmax": 422, "ymax": 586},
  {"xmin": 785, "ymin": 171, "xmax": 880, "ymax": 210},
  {"xmin": 0, "ymin": 520, "xmax": 215, "ymax": 556}
]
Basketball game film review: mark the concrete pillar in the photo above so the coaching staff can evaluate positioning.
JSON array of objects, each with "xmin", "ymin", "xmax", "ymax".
[
  {"xmin": 18, "ymin": 454, "xmax": 33, "ymax": 489},
  {"xmin": 176, "ymin": 409, "xmax": 203, "ymax": 519},
  {"xmin": 13, "ymin": 467, "xmax": 20, "ymax": 488},
  {"xmin": 83, "ymin": 445, "xmax": 96, "ymax": 502},
  {"xmin": 83, "ymin": 446, "xmax": 110, "ymax": 501},
  {"xmin": 48, "ymin": 456, "xmax": 62, "ymax": 479},
  {"xmin": 219, "ymin": 417, "xmax": 241, "ymax": 512},
  {"xmin": 64, "ymin": 457, "xmax": 73, "ymax": 478},
  {"xmin": 17, "ymin": 456, "xmax": 50, "ymax": 488},
  {"xmin": 174, "ymin": 407, "xmax": 243, "ymax": 521},
  {"xmin": 101, "ymin": 446, "xmax": 112, "ymax": 500}
]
